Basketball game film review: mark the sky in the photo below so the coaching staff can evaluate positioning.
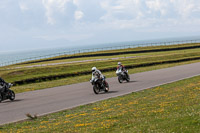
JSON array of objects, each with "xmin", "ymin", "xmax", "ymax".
[{"xmin": 0, "ymin": 0, "xmax": 200, "ymax": 52}]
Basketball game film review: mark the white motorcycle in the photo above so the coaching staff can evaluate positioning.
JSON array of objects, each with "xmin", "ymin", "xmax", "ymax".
[{"xmin": 116, "ymin": 69, "xmax": 130, "ymax": 83}]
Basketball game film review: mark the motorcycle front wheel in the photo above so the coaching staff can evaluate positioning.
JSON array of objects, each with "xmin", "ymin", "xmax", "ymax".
[
  {"xmin": 0, "ymin": 94, "xmax": 2, "ymax": 103},
  {"xmin": 9, "ymin": 90, "xmax": 15, "ymax": 101},
  {"xmin": 93, "ymin": 85, "xmax": 100, "ymax": 94},
  {"xmin": 118, "ymin": 76, "xmax": 123, "ymax": 83},
  {"xmin": 126, "ymin": 74, "xmax": 130, "ymax": 82}
]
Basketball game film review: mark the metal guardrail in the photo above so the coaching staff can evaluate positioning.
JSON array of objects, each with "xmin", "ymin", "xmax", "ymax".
[{"xmin": 1, "ymin": 39, "xmax": 200, "ymax": 67}]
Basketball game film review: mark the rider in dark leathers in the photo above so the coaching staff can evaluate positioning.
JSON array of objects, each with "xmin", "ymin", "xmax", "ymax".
[
  {"xmin": 0, "ymin": 77, "xmax": 8, "ymax": 94},
  {"xmin": 117, "ymin": 62, "xmax": 128, "ymax": 75}
]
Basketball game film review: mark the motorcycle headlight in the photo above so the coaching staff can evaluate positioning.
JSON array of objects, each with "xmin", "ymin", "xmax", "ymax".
[{"xmin": 8, "ymin": 83, "xmax": 13, "ymax": 87}]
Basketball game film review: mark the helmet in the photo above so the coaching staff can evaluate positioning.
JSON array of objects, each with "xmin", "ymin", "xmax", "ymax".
[
  {"xmin": 118, "ymin": 62, "xmax": 121, "ymax": 65},
  {"xmin": 92, "ymin": 67, "xmax": 97, "ymax": 72}
]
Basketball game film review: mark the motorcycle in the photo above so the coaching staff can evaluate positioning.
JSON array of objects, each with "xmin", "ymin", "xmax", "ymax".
[
  {"xmin": 90, "ymin": 76, "xmax": 109, "ymax": 94},
  {"xmin": 0, "ymin": 83, "xmax": 15, "ymax": 103},
  {"xmin": 116, "ymin": 69, "xmax": 130, "ymax": 83}
]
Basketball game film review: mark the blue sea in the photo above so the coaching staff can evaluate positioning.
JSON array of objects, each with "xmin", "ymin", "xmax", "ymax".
[{"xmin": 0, "ymin": 36, "xmax": 200, "ymax": 66}]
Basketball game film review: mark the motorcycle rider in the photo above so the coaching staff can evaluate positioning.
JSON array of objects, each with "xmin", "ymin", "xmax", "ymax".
[
  {"xmin": 91, "ymin": 67, "xmax": 104, "ymax": 81},
  {"xmin": 91, "ymin": 67, "xmax": 107, "ymax": 87},
  {"xmin": 117, "ymin": 62, "xmax": 128, "ymax": 75},
  {"xmin": 117, "ymin": 62, "xmax": 126, "ymax": 71},
  {"xmin": 0, "ymin": 77, "xmax": 8, "ymax": 95},
  {"xmin": 90, "ymin": 67, "xmax": 109, "ymax": 93}
]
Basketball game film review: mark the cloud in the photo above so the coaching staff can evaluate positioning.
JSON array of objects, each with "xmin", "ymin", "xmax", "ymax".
[
  {"xmin": 97, "ymin": 0, "xmax": 200, "ymax": 32},
  {"xmin": 74, "ymin": 10, "xmax": 84, "ymax": 20},
  {"xmin": 1, "ymin": 0, "xmax": 200, "ymax": 51},
  {"xmin": 146, "ymin": 0, "xmax": 168, "ymax": 16},
  {"xmin": 19, "ymin": 2, "xmax": 29, "ymax": 12},
  {"xmin": 42, "ymin": 0, "xmax": 71, "ymax": 25},
  {"xmin": 71, "ymin": 0, "xmax": 105, "ymax": 22},
  {"xmin": 171, "ymin": 0, "xmax": 199, "ymax": 19},
  {"xmin": 72, "ymin": 0, "xmax": 80, "ymax": 6}
]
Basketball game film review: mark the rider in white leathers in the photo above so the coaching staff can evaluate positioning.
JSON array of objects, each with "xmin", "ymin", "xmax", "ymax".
[
  {"xmin": 91, "ymin": 67, "xmax": 104, "ymax": 81},
  {"xmin": 91, "ymin": 67, "xmax": 109, "ymax": 92}
]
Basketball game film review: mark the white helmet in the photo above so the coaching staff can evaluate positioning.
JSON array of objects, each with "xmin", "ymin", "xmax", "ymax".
[
  {"xmin": 92, "ymin": 67, "xmax": 97, "ymax": 72},
  {"xmin": 118, "ymin": 62, "xmax": 121, "ymax": 65}
]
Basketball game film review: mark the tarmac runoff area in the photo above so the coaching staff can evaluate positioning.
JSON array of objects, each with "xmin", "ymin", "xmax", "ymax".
[{"xmin": 0, "ymin": 62, "xmax": 200, "ymax": 125}]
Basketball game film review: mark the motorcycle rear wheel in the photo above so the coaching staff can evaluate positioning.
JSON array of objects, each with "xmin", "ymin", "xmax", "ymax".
[{"xmin": 104, "ymin": 81, "xmax": 109, "ymax": 92}]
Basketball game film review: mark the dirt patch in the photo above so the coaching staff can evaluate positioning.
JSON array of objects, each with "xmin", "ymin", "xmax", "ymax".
[{"xmin": 7, "ymin": 71, "xmax": 24, "ymax": 76}]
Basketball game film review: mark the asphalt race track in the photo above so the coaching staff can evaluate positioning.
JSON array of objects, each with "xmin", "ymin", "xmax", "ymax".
[{"xmin": 1, "ymin": 62, "xmax": 200, "ymax": 125}]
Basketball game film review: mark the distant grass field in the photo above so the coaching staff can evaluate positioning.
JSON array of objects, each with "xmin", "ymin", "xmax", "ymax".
[
  {"xmin": 4, "ymin": 43, "xmax": 200, "ymax": 68},
  {"xmin": 1, "ymin": 48, "xmax": 200, "ymax": 82},
  {"xmin": 0, "ymin": 75, "xmax": 199, "ymax": 132},
  {"xmin": 3, "ymin": 51, "xmax": 200, "ymax": 81},
  {"xmin": 15, "ymin": 42, "xmax": 200, "ymax": 65},
  {"xmin": 0, "ymin": 43, "xmax": 200, "ymax": 93}
]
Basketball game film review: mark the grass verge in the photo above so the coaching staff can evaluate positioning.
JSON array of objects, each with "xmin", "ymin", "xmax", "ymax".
[{"xmin": 0, "ymin": 74, "xmax": 199, "ymax": 132}]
